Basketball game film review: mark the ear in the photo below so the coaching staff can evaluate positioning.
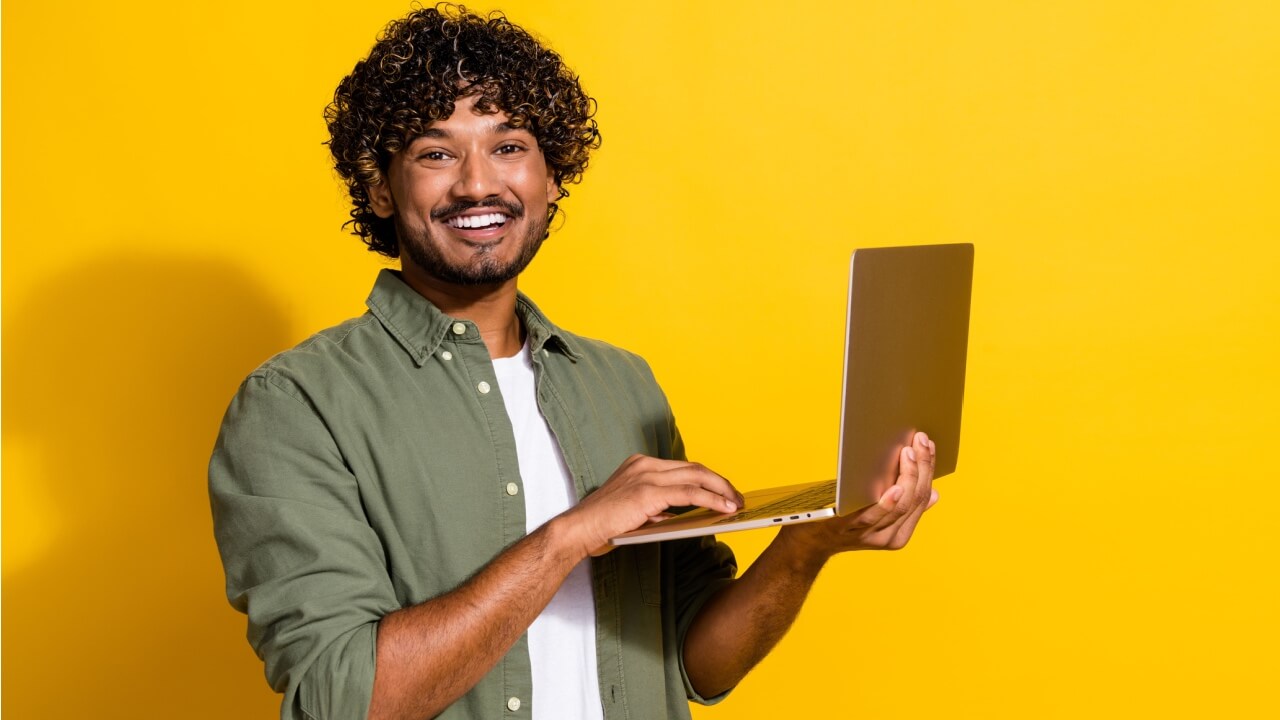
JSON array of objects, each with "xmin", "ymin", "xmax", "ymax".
[
  {"xmin": 546, "ymin": 173, "xmax": 560, "ymax": 204},
  {"xmin": 367, "ymin": 179, "xmax": 395, "ymax": 219}
]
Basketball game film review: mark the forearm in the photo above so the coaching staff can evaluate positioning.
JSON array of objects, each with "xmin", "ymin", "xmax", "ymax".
[
  {"xmin": 681, "ymin": 528, "xmax": 831, "ymax": 698},
  {"xmin": 368, "ymin": 515, "xmax": 588, "ymax": 720},
  {"xmin": 683, "ymin": 435, "xmax": 941, "ymax": 699},
  {"xmin": 368, "ymin": 453, "xmax": 746, "ymax": 718}
]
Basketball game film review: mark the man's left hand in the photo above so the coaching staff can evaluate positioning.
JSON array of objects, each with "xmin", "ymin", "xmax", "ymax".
[{"xmin": 777, "ymin": 431, "xmax": 939, "ymax": 561}]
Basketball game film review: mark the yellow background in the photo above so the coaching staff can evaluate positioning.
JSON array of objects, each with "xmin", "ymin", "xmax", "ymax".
[{"xmin": 4, "ymin": 1, "xmax": 1278, "ymax": 717}]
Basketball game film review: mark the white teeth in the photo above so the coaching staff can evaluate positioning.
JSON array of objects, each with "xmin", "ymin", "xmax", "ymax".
[{"xmin": 447, "ymin": 212, "xmax": 507, "ymax": 229}]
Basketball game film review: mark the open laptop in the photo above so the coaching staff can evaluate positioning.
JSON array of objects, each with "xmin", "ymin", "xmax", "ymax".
[{"xmin": 610, "ymin": 243, "xmax": 974, "ymax": 546}]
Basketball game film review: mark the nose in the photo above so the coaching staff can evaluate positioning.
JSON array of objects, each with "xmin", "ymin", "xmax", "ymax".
[{"xmin": 453, "ymin": 151, "xmax": 502, "ymax": 200}]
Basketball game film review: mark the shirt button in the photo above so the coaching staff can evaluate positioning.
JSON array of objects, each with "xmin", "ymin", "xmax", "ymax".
[
  {"xmin": 452, "ymin": 322, "xmax": 466, "ymax": 335},
  {"xmin": 441, "ymin": 351, "xmax": 453, "ymax": 361},
  {"xmin": 505, "ymin": 482, "xmax": 519, "ymax": 496},
  {"xmin": 477, "ymin": 381, "xmax": 491, "ymax": 394},
  {"xmin": 507, "ymin": 697, "xmax": 521, "ymax": 712}
]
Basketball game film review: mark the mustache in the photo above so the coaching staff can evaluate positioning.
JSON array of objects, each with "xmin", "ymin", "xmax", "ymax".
[{"xmin": 430, "ymin": 198, "xmax": 525, "ymax": 221}]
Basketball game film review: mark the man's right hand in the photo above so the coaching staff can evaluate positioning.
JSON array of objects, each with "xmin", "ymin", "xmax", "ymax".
[{"xmin": 556, "ymin": 455, "xmax": 745, "ymax": 556}]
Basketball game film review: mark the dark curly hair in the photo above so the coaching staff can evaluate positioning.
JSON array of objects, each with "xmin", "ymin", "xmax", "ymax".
[{"xmin": 324, "ymin": 3, "xmax": 601, "ymax": 258}]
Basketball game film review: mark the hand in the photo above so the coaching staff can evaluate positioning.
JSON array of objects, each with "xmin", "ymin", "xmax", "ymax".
[
  {"xmin": 557, "ymin": 454, "xmax": 745, "ymax": 557},
  {"xmin": 777, "ymin": 431, "xmax": 939, "ymax": 561}
]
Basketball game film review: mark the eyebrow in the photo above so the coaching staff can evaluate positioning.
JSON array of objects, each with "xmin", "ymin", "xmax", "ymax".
[{"xmin": 415, "ymin": 120, "xmax": 527, "ymax": 140}]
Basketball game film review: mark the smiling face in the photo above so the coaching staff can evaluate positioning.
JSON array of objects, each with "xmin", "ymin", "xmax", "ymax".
[{"xmin": 367, "ymin": 94, "xmax": 560, "ymax": 288}]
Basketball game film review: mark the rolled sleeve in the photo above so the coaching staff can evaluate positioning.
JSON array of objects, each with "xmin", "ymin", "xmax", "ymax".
[
  {"xmin": 210, "ymin": 372, "xmax": 398, "ymax": 720},
  {"xmin": 661, "ymin": 407, "xmax": 740, "ymax": 705},
  {"xmin": 667, "ymin": 534, "xmax": 738, "ymax": 705}
]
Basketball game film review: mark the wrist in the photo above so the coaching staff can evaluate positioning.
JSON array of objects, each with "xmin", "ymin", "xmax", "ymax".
[
  {"xmin": 772, "ymin": 524, "xmax": 835, "ymax": 575},
  {"xmin": 542, "ymin": 512, "xmax": 593, "ymax": 565}
]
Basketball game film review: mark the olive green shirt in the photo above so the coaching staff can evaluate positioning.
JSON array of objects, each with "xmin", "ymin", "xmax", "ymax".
[{"xmin": 209, "ymin": 270, "xmax": 737, "ymax": 720}]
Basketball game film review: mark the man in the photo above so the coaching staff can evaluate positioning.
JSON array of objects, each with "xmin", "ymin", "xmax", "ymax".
[{"xmin": 209, "ymin": 6, "xmax": 939, "ymax": 720}]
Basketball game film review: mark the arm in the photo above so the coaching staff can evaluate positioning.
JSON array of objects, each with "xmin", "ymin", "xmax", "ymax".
[
  {"xmin": 211, "ymin": 374, "xmax": 398, "ymax": 720},
  {"xmin": 368, "ymin": 515, "xmax": 581, "ymax": 719},
  {"xmin": 371, "ymin": 453, "xmax": 744, "ymax": 719},
  {"xmin": 681, "ymin": 432, "xmax": 940, "ymax": 698},
  {"xmin": 213, "ymin": 375, "xmax": 745, "ymax": 720}
]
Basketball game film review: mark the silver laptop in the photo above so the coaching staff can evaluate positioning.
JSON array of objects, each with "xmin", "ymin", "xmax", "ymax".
[{"xmin": 610, "ymin": 243, "xmax": 974, "ymax": 546}]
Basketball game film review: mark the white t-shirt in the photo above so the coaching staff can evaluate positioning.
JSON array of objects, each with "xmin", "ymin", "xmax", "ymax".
[{"xmin": 491, "ymin": 344, "xmax": 603, "ymax": 720}]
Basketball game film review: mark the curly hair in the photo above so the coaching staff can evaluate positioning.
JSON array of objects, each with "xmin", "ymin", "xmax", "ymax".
[{"xmin": 324, "ymin": 3, "xmax": 601, "ymax": 258}]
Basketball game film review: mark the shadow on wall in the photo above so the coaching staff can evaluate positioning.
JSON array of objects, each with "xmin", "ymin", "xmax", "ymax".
[{"xmin": 3, "ymin": 254, "xmax": 290, "ymax": 718}]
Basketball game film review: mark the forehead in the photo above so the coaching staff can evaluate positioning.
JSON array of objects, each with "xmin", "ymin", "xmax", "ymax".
[{"xmin": 413, "ymin": 94, "xmax": 532, "ymax": 141}]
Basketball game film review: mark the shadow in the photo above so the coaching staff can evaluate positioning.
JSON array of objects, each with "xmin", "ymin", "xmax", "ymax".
[{"xmin": 3, "ymin": 253, "xmax": 291, "ymax": 717}]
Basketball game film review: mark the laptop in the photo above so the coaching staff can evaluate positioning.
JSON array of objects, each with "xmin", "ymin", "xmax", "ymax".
[{"xmin": 610, "ymin": 243, "xmax": 974, "ymax": 546}]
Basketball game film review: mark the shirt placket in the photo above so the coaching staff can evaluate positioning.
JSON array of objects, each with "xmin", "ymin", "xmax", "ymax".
[
  {"xmin": 447, "ymin": 318, "xmax": 534, "ymax": 718},
  {"xmin": 530, "ymin": 346, "xmax": 627, "ymax": 720}
]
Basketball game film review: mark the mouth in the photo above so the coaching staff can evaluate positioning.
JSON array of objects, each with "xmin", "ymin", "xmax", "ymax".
[{"xmin": 444, "ymin": 212, "xmax": 510, "ymax": 231}]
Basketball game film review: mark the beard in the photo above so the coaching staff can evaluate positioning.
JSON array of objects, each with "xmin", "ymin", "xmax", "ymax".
[{"xmin": 396, "ymin": 199, "xmax": 549, "ymax": 286}]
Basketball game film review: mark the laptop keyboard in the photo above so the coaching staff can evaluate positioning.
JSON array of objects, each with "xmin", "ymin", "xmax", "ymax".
[{"xmin": 714, "ymin": 480, "xmax": 837, "ymax": 524}]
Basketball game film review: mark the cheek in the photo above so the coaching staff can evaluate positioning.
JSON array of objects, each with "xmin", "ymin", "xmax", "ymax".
[
  {"xmin": 508, "ymin": 160, "xmax": 553, "ymax": 201},
  {"xmin": 519, "ymin": 173, "xmax": 554, "ymax": 207},
  {"xmin": 400, "ymin": 176, "xmax": 451, "ymax": 215}
]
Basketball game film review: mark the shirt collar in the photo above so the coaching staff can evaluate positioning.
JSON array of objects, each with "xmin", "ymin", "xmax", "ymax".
[{"xmin": 365, "ymin": 269, "xmax": 582, "ymax": 367}]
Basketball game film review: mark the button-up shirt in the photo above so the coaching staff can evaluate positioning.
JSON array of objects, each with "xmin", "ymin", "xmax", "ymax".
[{"xmin": 209, "ymin": 270, "xmax": 737, "ymax": 720}]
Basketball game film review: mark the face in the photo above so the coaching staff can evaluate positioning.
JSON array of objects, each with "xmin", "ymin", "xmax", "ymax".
[{"xmin": 368, "ymin": 94, "xmax": 560, "ymax": 287}]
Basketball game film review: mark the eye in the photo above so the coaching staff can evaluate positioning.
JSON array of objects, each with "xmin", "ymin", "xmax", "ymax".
[
  {"xmin": 496, "ymin": 143, "xmax": 525, "ymax": 155},
  {"xmin": 418, "ymin": 150, "xmax": 451, "ymax": 162}
]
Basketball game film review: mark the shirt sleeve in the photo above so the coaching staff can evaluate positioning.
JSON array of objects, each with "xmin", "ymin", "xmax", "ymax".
[
  {"xmin": 209, "ymin": 372, "xmax": 399, "ymax": 720},
  {"xmin": 668, "ymin": 534, "xmax": 738, "ymax": 705},
  {"xmin": 662, "ymin": 417, "xmax": 740, "ymax": 705}
]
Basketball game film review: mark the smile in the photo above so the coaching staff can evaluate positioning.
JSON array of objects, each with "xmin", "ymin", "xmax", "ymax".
[{"xmin": 446, "ymin": 213, "xmax": 509, "ymax": 230}]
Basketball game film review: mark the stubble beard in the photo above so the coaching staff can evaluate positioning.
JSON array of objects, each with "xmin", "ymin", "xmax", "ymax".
[{"xmin": 396, "ymin": 204, "xmax": 549, "ymax": 286}]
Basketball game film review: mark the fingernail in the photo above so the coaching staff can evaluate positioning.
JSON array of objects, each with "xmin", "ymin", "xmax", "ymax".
[
  {"xmin": 724, "ymin": 502, "xmax": 738, "ymax": 513},
  {"xmin": 906, "ymin": 446, "xmax": 917, "ymax": 461},
  {"xmin": 889, "ymin": 486, "xmax": 904, "ymax": 501}
]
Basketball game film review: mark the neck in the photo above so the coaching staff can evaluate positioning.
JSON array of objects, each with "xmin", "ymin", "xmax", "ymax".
[{"xmin": 397, "ymin": 268, "xmax": 525, "ymax": 359}]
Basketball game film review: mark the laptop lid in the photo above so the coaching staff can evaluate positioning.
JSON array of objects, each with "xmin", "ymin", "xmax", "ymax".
[{"xmin": 835, "ymin": 242, "xmax": 974, "ymax": 512}]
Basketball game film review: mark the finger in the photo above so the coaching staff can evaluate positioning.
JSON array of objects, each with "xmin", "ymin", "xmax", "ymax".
[
  {"xmin": 618, "ymin": 453, "xmax": 649, "ymax": 470},
  {"xmin": 610, "ymin": 456, "xmax": 745, "ymax": 507},
  {"xmin": 887, "ymin": 504, "xmax": 927, "ymax": 548},
  {"xmin": 659, "ymin": 484, "xmax": 739, "ymax": 514},
  {"xmin": 619, "ymin": 454, "xmax": 696, "ymax": 474},
  {"xmin": 652, "ymin": 464, "xmax": 744, "ymax": 507},
  {"xmin": 889, "ymin": 483, "xmax": 937, "ymax": 547},
  {"xmin": 848, "ymin": 484, "xmax": 903, "ymax": 528},
  {"xmin": 887, "ymin": 483, "xmax": 940, "ymax": 549},
  {"xmin": 647, "ymin": 513, "xmax": 675, "ymax": 524},
  {"xmin": 885, "ymin": 444, "xmax": 922, "ymax": 523},
  {"xmin": 915, "ymin": 432, "xmax": 937, "ymax": 489},
  {"xmin": 904, "ymin": 432, "xmax": 935, "ymax": 507}
]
